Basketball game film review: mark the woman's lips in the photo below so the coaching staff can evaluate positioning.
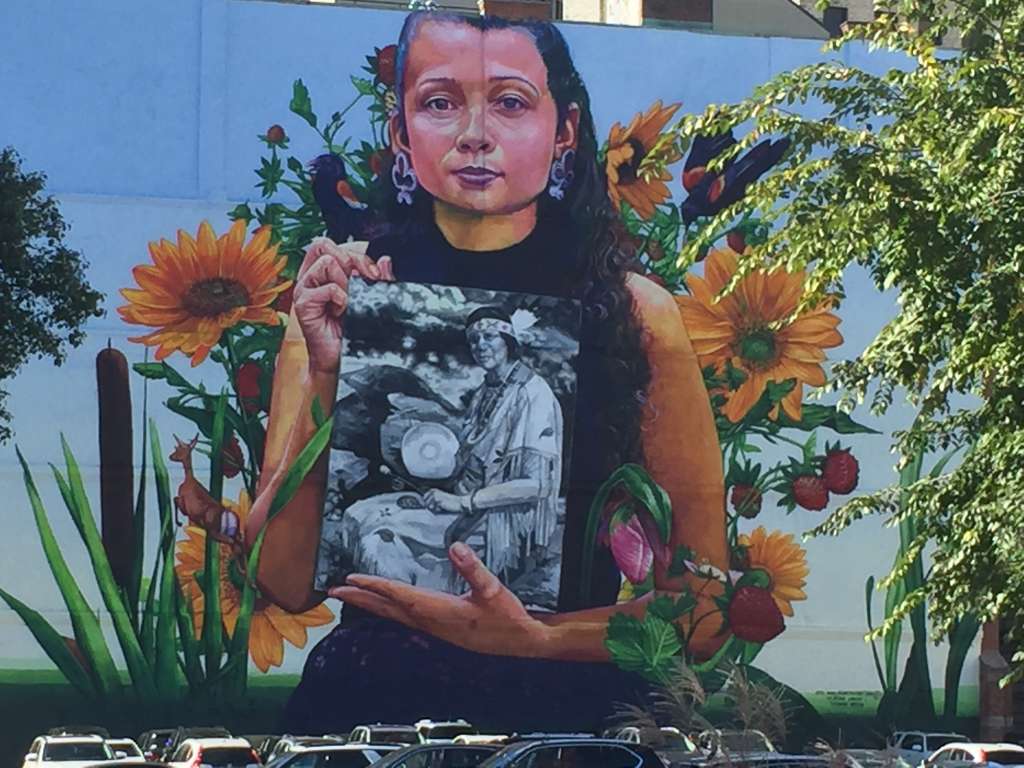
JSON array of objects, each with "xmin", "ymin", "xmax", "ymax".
[{"xmin": 454, "ymin": 166, "xmax": 502, "ymax": 188}]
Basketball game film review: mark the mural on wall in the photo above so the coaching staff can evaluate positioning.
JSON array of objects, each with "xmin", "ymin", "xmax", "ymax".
[{"xmin": 0, "ymin": 7, "xmax": 979, "ymax": 737}]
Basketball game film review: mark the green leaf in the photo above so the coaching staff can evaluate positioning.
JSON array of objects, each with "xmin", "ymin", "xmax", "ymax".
[
  {"xmin": 133, "ymin": 361, "xmax": 193, "ymax": 391},
  {"xmin": 864, "ymin": 575, "xmax": 888, "ymax": 692},
  {"xmin": 53, "ymin": 437, "xmax": 157, "ymax": 699},
  {"xmin": 202, "ymin": 394, "xmax": 227, "ymax": 682},
  {"xmin": 604, "ymin": 611, "xmax": 681, "ymax": 683},
  {"xmin": 149, "ymin": 426, "xmax": 180, "ymax": 695},
  {"xmin": 289, "ymin": 78, "xmax": 317, "ymax": 128},
  {"xmin": 350, "ymin": 76, "xmax": 376, "ymax": 96},
  {"xmin": 775, "ymin": 404, "xmax": 880, "ymax": 435},
  {"xmin": 0, "ymin": 588, "xmax": 95, "ymax": 698},
  {"xmin": 16, "ymin": 448, "xmax": 122, "ymax": 699}
]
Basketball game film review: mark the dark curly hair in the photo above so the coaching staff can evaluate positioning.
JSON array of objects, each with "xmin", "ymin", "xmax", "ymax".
[{"xmin": 385, "ymin": 11, "xmax": 651, "ymax": 606}]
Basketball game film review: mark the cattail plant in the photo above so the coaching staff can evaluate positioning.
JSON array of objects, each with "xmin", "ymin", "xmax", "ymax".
[{"xmin": 96, "ymin": 342, "xmax": 135, "ymax": 593}]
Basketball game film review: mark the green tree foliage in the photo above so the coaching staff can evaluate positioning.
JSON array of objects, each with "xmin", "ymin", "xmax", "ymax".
[
  {"xmin": 659, "ymin": 2, "xmax": 1024, "ymax": 677},
  {"xmin": 0, "ymin": 147, "xmax": 103, "ymax": 441}
]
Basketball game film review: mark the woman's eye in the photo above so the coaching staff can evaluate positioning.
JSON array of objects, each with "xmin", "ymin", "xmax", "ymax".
[
  {"xmin": 425, "ymin": 96, "xmax": 456, "ymax": 112},
  {"xmin": 496, "ymin": 95, "xmax": 527, "ymax": 113}
]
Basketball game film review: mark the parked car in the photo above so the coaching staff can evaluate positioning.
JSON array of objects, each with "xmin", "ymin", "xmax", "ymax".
[
  {"xmin": 49, "ymin": 728, "xmax": 113, "ymax": 739},
  {"xmin": 611, "ymin": 727, "xmax": 700, "ymax": 764},
  {"xmin": 346, "ymin": 725, "xmax": 422, "ymax": 746},
  {"xmin": 164, "ymin": 738, "xmax": 260, "ymax": 768},
  {"xmin": 266, "ymin": 737, "xmax": 346, "ymax": 763},
  {"xmin": 888, "ymin": 733, "xmax": 967, "ymax": 766},
  {"xmin": 374, "ymin": 743, "xmax": 504, "ymax": 768},
  {"xmin": 416, "ymin": 721, "xmax": 479, "ymax": 744},
  {"xmin": 162, "ymin": 729, "xmax": 235, "ymax": 762},
  {"xmin": 137, "ymin": 731, "xmax": 177, "ymax": 762},
  {"xmin": 265, "ymin": 744, "xmax": 399, "ymax": 768},
  {"xmin": 479, "ymin": 737, "xmax": 664, "ymax": 767},
  {"xmin": 106, "ymin": 740, "xmax": 146, "ymax": 762},
  {"xmin": 453, "ymin": 737, "xmax": 510, "ymax": 746},
  {"xmin": 242, "ymin": 737, "xmax": 282, "ymax": 764},
  {"xmin": 697, "ymin": 729, "xmax": 777, "ymax": 756},
  {"xmin": 926, "ymin": 743, "xmax": 1024, "ymax": 767},
  {"xmin": 23, "ymin": 734, "xmax": 115, "ymax": 768}
]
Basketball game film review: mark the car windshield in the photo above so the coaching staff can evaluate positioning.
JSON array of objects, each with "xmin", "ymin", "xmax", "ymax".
[
  {"xmin": 427, "ymin": 727, "xmax": 476, "ymax": 740},
  {"xmin": 315, "ymin": 751, "xmax": 376, "ymax": 768},
  {"xmin": 43, "ymin": 743, "xmax": 112, "ymax": 761},
  {"xmin": 199, "ymin": 747, "xmax": 257, "ymax": 767},
  {"xmin": 986, "ymin": 752, "xmax": 1024, "ymax": 765},
  {"xmin": 110, "ymin": 743, "xmax": 142, "ymax": 757},
  {"xmin": 927, "ymin": 738, "xmax": 964, "ymax": 750},
  {"xmin": 372, "ymin": 732, "xmax": 420, "ymax": 745}
]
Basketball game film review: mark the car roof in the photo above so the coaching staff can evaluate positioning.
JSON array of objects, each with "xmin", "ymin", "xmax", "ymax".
[
  {"xmin": 937, "ymin": 743, "xmax": 1024, "ymax": 751},
  {"xmin": 43, "ymin": 735, "xmax": 108, "ymax": 743},
  {"xmin": 294, "ymin": 745, "xmax": 398, "ymax": 753},
  {"xmin": 179, "ymin": 738, "xmax": 252, "ymax": 749}
]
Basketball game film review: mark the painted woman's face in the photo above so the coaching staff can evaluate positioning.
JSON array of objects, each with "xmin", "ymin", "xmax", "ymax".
[
  {"xmin": 394, "ymin": 21, "xmax": 576, "ymax": 216},
  {"xmin": 467, "ymin": 327, "xmax": 509, "ymax": 370}
]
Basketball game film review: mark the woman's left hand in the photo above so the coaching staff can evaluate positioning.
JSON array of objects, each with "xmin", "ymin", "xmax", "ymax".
[
  {"xmin": 422, "ymin": 489, "xmax": 467, "ymax": 514},
  {"xmin": 328, "ymin": 542, "xmax": 552, "ymax": 657}
]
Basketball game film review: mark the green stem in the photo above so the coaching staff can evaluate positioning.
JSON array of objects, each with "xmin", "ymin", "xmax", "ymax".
[
  {"xmin": 323, "ymin": 93, "xmax": 365, "ymax": 147},
  {"xmin": 223, "ymin": 332, "xmax": 260, "ymax": 500}
]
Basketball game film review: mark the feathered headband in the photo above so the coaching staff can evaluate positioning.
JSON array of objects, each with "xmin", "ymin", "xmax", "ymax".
[{"xmin": 467, "ymin": 309, "xmax": 538, "ymax": 341}]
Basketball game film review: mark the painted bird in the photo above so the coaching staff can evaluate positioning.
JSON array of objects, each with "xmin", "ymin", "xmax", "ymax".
[
  {"xmin": 310, "ymin": 153, "xmax": 371, "ymax": 244},
  {"xmin": 681, "ymin": 133, "xmax": 791, "ymax": 225}
]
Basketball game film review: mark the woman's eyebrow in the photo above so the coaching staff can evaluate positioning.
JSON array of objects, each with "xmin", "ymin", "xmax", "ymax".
[
  {"xmin": 488, "ymin": 75, "xmax": 541, "ymax": 97},
  {"xmin": 417, "ymin": 76, "xmax": 460, "ymax": 88}
]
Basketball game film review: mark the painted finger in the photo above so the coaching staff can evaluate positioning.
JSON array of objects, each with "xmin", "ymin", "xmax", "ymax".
[
  {"xmin": 298, "ymin": 283, "xmax": 347, "ymax": 318},
  {"xmin": 449, "ymin": 542, "xmax": 503, "ymax": 601},
  {"xmin": 299, "ymin": 237, "xmax": 338, "ymax": 281},
  {"xmin": 345, "ymin": 574, "xmax": 433, "ymax": 608},
  {"xmin": 329, "ymin": 586, "xmax": 404, "ymax": 624},
  {"xmin": 298, "ymin": 253, "xmax": 350, "ymax": 294},
  {"xmin": 377, "ymin": 256, "xmax": 395, "ymax": 282}
]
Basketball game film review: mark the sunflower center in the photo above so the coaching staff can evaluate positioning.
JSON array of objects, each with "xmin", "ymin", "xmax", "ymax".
[
  {"xmin": 182, "ymin": 278, "xmax": 250, "ymax": 317},
  {"xmin": 739, "ymin": 329, "xmax": 777, "ymax": 364},
  {"xmin": 615, "ymin": 138, "xmax": 647, "ymax": 184}
]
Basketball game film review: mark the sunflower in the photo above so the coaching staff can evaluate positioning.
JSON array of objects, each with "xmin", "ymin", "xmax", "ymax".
[
  {"xmin": 738, "ymin": 526, "xmax": 808, "ymax": 617},
  {"xmin": 676, "ymin": 248, "xmax": 843, "ymax": 423},
  {"xmin": 175, "ymin": 491, "xmax": 334, "ymax": 673},
  {"xmin": 605, "ymin": 101, "xmax": 681, "ymax": 219},
  {"xmin": 119, "ymin": 219, "xmax": 291, "ymax": 366}
]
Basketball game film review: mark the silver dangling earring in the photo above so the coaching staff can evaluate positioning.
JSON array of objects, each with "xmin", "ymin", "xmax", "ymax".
[
  {"xmin": 547, "ymin": 148, "xmax": 575, "ymax": 200},
  {"xmin": 392, "ymin": 149, "xmax": 418, "ymax": 205}
]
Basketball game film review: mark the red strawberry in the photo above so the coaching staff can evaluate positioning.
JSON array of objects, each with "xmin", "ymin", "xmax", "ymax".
[
  {"xmin": 726, "ymin": 229, "xmax": 747, "ymax": 253},
  {"xmin": 728, "ymin": 585, "xmax": 785, "ymax": 644},
  {"xmin": 221, "ymin": 434, "xmax": 244, "ymax": 478},
  {"xmin": 375, "ymin": 44, "xmax": 398, "ymax": 87},
  {"xmin": 730, "ymin": 484, "xmax": 762, "ymax": 518},
  {"xmin": 266, "ymin": 124, "xmax": 286, "ymax": 145},
  {"xmin": 235, "ymin": 361, "xmax": 262, "ymax": 414},
  {"xmin": 791, "ymin": 474, "xmax": 829, "ymax": 511},
  {"xmin": 823, "ymin": 446, "xmax": 859, "ymax": 495}
]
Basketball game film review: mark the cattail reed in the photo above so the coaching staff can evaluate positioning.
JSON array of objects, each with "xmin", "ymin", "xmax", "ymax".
[{"xmin": 96, "ymin": 342, "xmax": 135, "ymax": 590}]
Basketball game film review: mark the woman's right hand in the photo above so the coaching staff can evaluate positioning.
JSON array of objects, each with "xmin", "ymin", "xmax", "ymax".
[{"xmin": 294, "ymin": 238, "xmax": 394, "ymax": 374}]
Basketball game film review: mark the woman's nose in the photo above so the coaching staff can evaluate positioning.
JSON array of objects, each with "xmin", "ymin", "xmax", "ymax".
[{"xmin": 456, "ymin": 106, "xmax": 493, "ymax": 154}]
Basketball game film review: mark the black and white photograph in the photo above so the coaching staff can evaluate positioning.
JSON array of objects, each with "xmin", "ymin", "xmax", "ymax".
[{"xmin": 313, "ymin": 279, "xmax": 581, "ymax": 610}]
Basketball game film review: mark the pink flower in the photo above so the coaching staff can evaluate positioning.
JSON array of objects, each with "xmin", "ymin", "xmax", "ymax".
[{"xmin": 610, "ymin": 514, "xmax": 654, "ymax": 584}]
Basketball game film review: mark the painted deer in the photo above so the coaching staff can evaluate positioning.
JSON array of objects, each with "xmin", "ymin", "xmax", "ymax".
[{"xmin": 169, "ymin": 435, "xmax": 244, "ymax": 557}]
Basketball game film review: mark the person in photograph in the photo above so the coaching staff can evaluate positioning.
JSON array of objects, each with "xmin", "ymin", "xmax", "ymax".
[
  {"xmin": 246, "ymin": 10, "xmax": 727, "ymax": 726},
  {"xmin": 420, "ymin": 305, "xmax": 563, "ymax": 580}
]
